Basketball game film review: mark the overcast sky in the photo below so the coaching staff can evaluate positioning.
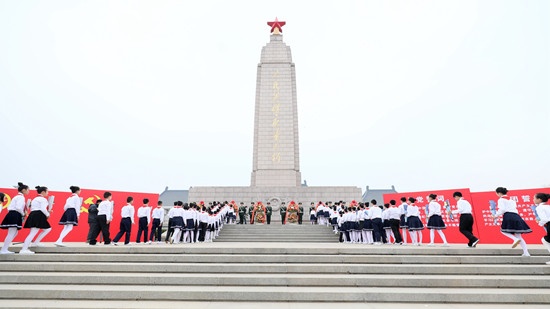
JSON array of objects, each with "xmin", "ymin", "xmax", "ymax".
[{"xmin": 1, "ymin": 0, "xmax": 548, "ymax": 194}]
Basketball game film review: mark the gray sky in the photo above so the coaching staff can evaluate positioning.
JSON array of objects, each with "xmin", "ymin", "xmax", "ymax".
[{"xmin": 1, "ymin": 0, "xmax": 548, "ymax": 194}]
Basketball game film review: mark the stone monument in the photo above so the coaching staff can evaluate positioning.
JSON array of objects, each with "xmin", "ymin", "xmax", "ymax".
[{"xmin": 189, "ymin": 19, "xmax": 362, "ymax": 212}]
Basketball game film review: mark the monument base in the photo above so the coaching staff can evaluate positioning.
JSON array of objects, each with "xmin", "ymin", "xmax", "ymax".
[{"xmin": 188, "ymin": 186, "xmax": 362, "ymax": 219}]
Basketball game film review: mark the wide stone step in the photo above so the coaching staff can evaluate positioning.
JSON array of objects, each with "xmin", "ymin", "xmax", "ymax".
[
  {"xmin": 0, "ymin": 272, "xmax": 548, "ymax": 288},
  {"xmin": 4, "ymin": 245, "xmax": 547, "ymax": 256},
  {"xmin": 0, "ymin": 284, "xmax": 548, "ymax": 303},
  {"xmin": 4, "ymin": 300, "xmax": 545, "ymax": 309},
  {"xmin": 1, "ymin": 262, "xmax": 547, "ymax": 275},
  {"xmin": 1, "ymin": 253, "xmax": 547, "ymax": 264}
]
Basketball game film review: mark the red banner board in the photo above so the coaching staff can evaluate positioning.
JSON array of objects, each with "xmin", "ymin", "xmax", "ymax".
[
  {"xmin": 383, "ymin": 188, "xmax": 479, "ymax": 244},
  {"xmin": 0, "ymin": 188, "xmax": 159, "ymax": 242},
  {"xmin": 384, "ymin": 187, "xmax": 549, "ymax": 244},
  {"xmin": 470, "ymin": 188, "xmax": 548, "ymax": 244}
]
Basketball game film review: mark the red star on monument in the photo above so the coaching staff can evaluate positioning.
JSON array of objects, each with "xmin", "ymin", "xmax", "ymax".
[{"xmin": 267, "ymin": 17, "xmax": 286, "ymax": 33}]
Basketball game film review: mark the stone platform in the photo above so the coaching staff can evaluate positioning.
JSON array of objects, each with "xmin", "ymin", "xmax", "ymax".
[
  {"xmin": 188, "ymin": 186, "xmax": 362, "ymax": 214},
  {"xmin": 0, "ymin": 234, "xmax": 549, "ymax": 307}
]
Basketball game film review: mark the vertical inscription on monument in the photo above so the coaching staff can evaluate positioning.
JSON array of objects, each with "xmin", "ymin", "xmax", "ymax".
[{"xmin": 272, "ymin": 70, "xmax": 281, "ymax": 163}]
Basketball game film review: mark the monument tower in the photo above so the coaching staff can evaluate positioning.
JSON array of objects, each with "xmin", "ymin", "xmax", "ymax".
[
  {"xmin": 251, "ymin": 18, "xmax": 301, "ymax": 187},
  {"xmin": 188, "ymin": 19, "xmax": 362, "ymax": 207}
]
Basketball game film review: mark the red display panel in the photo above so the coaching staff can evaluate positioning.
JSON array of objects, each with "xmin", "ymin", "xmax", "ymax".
[
  {"xmin": 0, "ymin": 188, "xmax": 159, "ymax": 242},
  {"xmin": 383, "ymin": 188, "xmax": 477, "ymax": 244},
  {"xmin": 470, "ymin": 188, "xmax": 548, "ymax": 244}
]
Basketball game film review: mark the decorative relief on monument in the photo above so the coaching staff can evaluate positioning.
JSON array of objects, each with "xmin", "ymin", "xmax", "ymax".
[{"xmin": 272, "ymin": 69, "xmax": 281, "ymax": 163}]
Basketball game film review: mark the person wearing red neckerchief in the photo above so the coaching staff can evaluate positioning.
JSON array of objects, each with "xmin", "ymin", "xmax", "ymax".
[{"xmin": 492, "ymin": 187, "xmax": 532, "ymax": 256}]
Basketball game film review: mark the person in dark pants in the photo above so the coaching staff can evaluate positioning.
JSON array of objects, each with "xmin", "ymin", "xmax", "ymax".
[
  {"xmin": 136, "ymin": 198, "xmax": 151, "ymax": 244},
  {"xmin": 452, "ymin": 192, "xmax": 479, "ymax": 247},
  {"xmin": 86, "ymin": 199, "xmax": 101, "ymax": 243},
  {"xmin": 89, "ymin": 192, "xmax": 113, "ymax": 245},
  {"xmin": 150, "ymin": 201, "xmax": 164, "ymax": 243},
  {"xmin": 388, "ymin": 199, "xmax": 403, "ymax": 244},
  {"xmin": 266, "ymin": 202, "xmax": 272, "ymax": 224},
  {"xmin": 198, "ymin": 206, "xmax": 208, "ymax": 242},
  {"xmin": 370, "ymin": 199, "xmax": 383, "ymax": 245},
  {"xmin": 165, "ymin": 201, "xmax": 177, "ymax": 243},
  {"xmin": 380, "ymin": 205, "xmax": 388, "ymax": 244},
  {"xmin": 238, "ymin": 202, "xmax": 247, "ymax": 224},
  {"xmin": 113, "ymin": 196, "xmax": 135, "ymax": 245},
  {"xmin": 298, "ymin": 203, "xmax": 304, "ymax": 225},
  {"xmin": 280, "ymin": 202, "xmax": 287, "ymax": 225},
  {"xmin": 248, "ymin": 202, "xmax": 254, "ymax": 224}
]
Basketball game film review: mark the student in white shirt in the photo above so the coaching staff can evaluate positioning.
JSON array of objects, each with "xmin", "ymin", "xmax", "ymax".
[
  {"xmin": 534, "ymin": 193, "xmax": 550, "ymax": 264},
  {"xmin": 309, "ymin": 203, "xmax": 316, "ymax": 225},
  {"xmin": 1, "ymin": 182, "xmax": 30, "ymax": 254},
  {"xmin": 20, "ymin": 186, "xmax": 52, "ymax": 254},
  {"xmin": 149, "ymin": 201, "xmax": 165, "ymax": 243},
  {"xmin": 183, "ymin": 204, "xmax": 195, "ymax": 243},
  {"xmin": 348, "ymin": 206, "xmax": 358, "ymax": 244},
  {"xmin": 492, "ymin": 187, "xmax": 531, "ymax": 256},
  {"xmin": 370, "ymin": 200, "xmax": 383, "ymax": 245},
  {"xmin": 168, "ymin": 201, "xmax": 185, "ymax": 244},
  {"xmin": 382, "ymin": 203, "xmax": 395, "ymax": 244},
  {"xmin": 330, "ymin": 206, "xmax": 339, "ymax": 233},
  {"xmin": 197, "ymin": 207, "xmax": 209, "ymax": 242},
  {"xmin": 452, "ymin": 192, "xmax": 479, "ymax": 247},
  {"xmin": 398, "ymin": 197, "xmax": 408, "ymax": 244},
  {"xmin": 388, "ymin": 200, "xmax": 403, "ymax": 244},
  {"xmin": 363, "ymin": 202, "xmax": 374, "ymax": 244},
  {"xmin": 89, "ymin": 192, "xmax": 114, "ymax": 245},
  {"xmin": 113, "ymin": 196, "xmax": 135, "ymax": 245},
  {"xmin": 426, "ymin": 194, "xmax": 449, "ymax": 247},
  {"xmin": 136, "ymin": 198, "xmax": 151, "ymax": 244},
  {"xmin": 406, "ymin": 197, "xmax": 424, "ymax": 246},
  {"xmin": 55, "ymin": 186, "xmax": 82, "ymax": 247}
]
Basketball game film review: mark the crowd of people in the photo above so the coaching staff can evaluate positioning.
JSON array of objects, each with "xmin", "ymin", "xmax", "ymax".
[{"xmin": 0, "ymin": 183, "xmax": 549, "ymax": 265}]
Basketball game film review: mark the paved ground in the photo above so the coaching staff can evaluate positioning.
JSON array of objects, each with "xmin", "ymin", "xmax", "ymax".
[{"xmin": 1, "ymin": 300, "xmax": 548, "ymax": 309}]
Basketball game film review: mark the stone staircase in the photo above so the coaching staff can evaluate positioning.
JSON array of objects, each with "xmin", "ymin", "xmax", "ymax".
[
  {"xmin": 0, "ymin": 242, "xmax": 549, "ymax": 307},
  {"xmin": 215, "ymin": 223, "xmax": 339, "ymax": 242}
]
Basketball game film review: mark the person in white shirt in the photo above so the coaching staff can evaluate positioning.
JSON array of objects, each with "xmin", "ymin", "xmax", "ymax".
[
  {"xmin": 363, "ymin": 202, "xmax": 374, "ymax": 244},
  {"xmin": 113, "ymin": 196, "xmax": 135, "ymax": 245},
  {"xmin": 206, "ymin": 210, "xmax": 215, "ymax": 242},
  {"xmin": 330, "ymin": 206, "xmax": 339, "ymax": 233},
  {"xmin": 136, "ymin": 198, "xmax": 151, "ymax": 244},
  {"xmin": 357, "ymin": 204, "xmax": 365, "ymax": 241},
  {"xmin": 149, "ymin": 201, "xmax": 165, "ymax": 243},
  {"xmin": 197, "ymin": 207, "xmax": 209, "ymax": 242},
  {"xmin": 168, "ymin": 201, "xmax": 185, "ymax": 244},
  {"xmin": 183, "ymin": 204, "xmax": 195, "ymax": 243},
  {"xmin": 492, "ymin": 187, "xmax": 532, "ymax": 256},
  {"xmin": 337, "ymin": 211, "xmax": 345, "ymax": 242},
  {"xmin": 348, "ymin": 205, "xmax": 358, "ymax": 244},
  {"xmin": 398, "ymin": 197, "xmax": 408, "ymax": 244},
  {"xmin": 54, "ymin": 186, "xmax": 82, "ymax": 247},
  {"xmin": 382, "ymin": 203, "xmax": 395, "ymax": 244},
  {"xmin": 316, "ymin": 202, "xmax": 326, "ymax": 226},
  {"xmin": 20, "ymin": 186, "xmax": 52, "ymax": 254},
  {"xmin": 406, "ymin": 197, "xmax": 424, "ymax": 246},
  {"xmin": 370, "ymin": 200, "xmax": 383, "ymax": 245},
  {"xmin": 89, "ymin": 192, "xmax": 114, "ymax": 245},
  {"xmin": 452, "ymin": 192, "xmax": 479, "ymax": 247},
  {"xmin": 388, "ymin": 200, "xmax": 403, "ymax": 244},
  {"xmin": 534, "ymin": 193, "xmax": 550, "ymax": 264},
  {"xmin": 309, "ymin": 203, "xmax": 316, "ymax": 225},
  {"xmin": 426, "ymin": 194, "xmax": 449, "ymax": 247},
  {"xmin": 341, "ymin": 208, "xmax": 351, "ymax": 243},
  {"xmin": 1, "ymin": 182, "xmax": 30, "ymax": 254}
]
